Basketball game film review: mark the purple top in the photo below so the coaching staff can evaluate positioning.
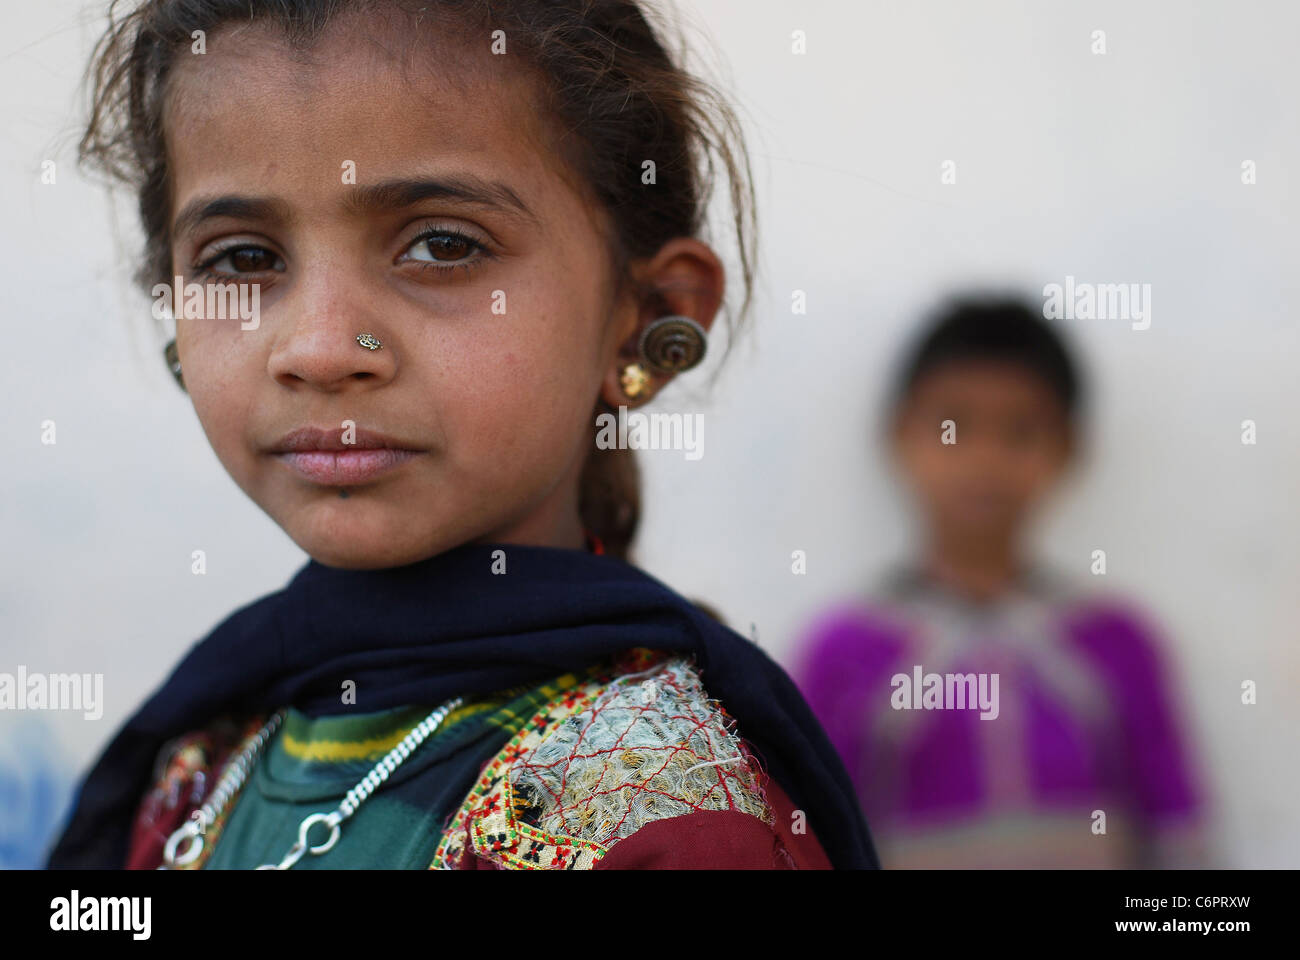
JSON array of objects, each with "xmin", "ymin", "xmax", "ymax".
[{"xmin": 792, "ymin": 567, "xmax": 1209, "ymax": 867}]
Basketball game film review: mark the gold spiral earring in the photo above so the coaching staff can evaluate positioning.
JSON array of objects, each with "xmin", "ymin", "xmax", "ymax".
[{"xmin": 638, "ymin": 315, "xmax": 708, "ymax": 375}]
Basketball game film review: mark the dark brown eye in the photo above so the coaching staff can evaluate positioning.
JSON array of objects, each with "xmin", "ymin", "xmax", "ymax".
[
  {"xmin": 421, "ymin": 234, "xmax": 473, "ymax": 261},
  {"xmin": 227, "ymin": 247, "xmax": 278, "ymax": 272},
  {"xmin": 192, "ymin": 244, "xmax": 284, "ymax": 280}
]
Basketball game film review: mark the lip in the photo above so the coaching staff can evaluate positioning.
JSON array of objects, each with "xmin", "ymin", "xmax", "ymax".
[{"xmin": 268, "ymin": 426, "xmax": 425, "ymax": 486}]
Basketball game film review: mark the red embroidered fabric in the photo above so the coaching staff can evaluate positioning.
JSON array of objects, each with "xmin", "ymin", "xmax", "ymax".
[{"xmin": 447, "ymin": 774, "xmax": 831, "ymax": 870}]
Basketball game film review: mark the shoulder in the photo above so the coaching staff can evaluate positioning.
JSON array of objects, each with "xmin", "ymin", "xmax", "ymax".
[
  {"xmin": 1051, "ymin": 589, "xmax": 1196, "ymax": 722},
  {"xmin": 793, "ymin": 601, "xmax": 911, "ymax": 685},
  {"xmin": 1059, "ymin": 592, "xmax": 1171, "ymax": 670},
  {"xmin": 432, "ymin": 649, "xmax": 822, "ymax": 870}
]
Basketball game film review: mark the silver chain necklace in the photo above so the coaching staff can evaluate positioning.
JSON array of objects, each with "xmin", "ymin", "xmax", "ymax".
[{"xmin": 160, "ymin": 697, "xmax": 464, "ymax": 870}]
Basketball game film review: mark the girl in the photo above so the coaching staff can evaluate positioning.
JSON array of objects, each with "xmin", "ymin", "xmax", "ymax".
[
  {"xmin": 794, "ymin": 297, "xmax": 1210, "ymax": 868},
  {"xmin": 46, "ymin": 0, "xmax": 877, "ymax": 870}
]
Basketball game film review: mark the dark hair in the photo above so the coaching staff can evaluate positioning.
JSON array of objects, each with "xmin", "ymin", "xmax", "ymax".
[
  {"xmin": 891, "ymin": 295, "xmax": 1084, "ymax": 417},
  {"xmin": 78, "ymin": 0, "xmax": 757, "ymax": 561}
]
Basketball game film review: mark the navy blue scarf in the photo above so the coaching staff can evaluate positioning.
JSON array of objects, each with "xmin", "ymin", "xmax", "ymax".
[{"xmin": 46, "ymin": 543, "xmax": 878, "ymax": 869}]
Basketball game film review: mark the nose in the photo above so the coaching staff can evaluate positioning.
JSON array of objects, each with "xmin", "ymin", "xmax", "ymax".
[{"xmin": 266, "ymin": 272, "xmax": 396, "ymax": 391}]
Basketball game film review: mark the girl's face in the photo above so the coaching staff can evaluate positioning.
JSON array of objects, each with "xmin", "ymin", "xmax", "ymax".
[
  {"xmin": 165, "ymin": 18, "xmax": 635, "ymax": 568},
  {"xmin": 892, "ymin": 360, "xmax": 1074, "ymax": 546}
]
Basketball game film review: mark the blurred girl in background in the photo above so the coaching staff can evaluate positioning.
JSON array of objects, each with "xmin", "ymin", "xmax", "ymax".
[{"xmin": 795, "ymin": 297, "xmax": 1211, "ymax": 868}]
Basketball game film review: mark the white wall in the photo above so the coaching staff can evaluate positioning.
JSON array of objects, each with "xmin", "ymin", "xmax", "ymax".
[{"xmin": 2, "ymin": 0, "xmax": 1296, "ymax": 867}]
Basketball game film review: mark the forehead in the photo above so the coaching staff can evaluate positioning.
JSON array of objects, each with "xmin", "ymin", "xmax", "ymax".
[
  {"xmin": 909, "ymin": 359, "xmax": 1064, "ymax": 414},
  {"xmin": 162, "ymin": 13, "xmax": 576, "ymax": 223}
]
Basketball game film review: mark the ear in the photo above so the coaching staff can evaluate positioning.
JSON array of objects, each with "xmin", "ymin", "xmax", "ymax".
[{"xmin": 599, "ymin": 237, "xmax": 725, "ymax": 408}]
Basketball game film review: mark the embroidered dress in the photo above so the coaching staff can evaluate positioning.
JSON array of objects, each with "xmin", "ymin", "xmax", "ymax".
[
  {"xmin": 794, "ymin": 565, "xmax": 1209, "ymax": 868},
  {"xmin": 49, "ymin": 542, "xmax": 877, "ymax": 870},
  {"xmin": 127, "ymin": 649, "xmax": 830, "ymax": 870}
]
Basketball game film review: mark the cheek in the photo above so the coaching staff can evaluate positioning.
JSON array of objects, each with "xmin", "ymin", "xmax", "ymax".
[
  {"xmin": 1018, "ymin": 454, "xmax": 1063, "ymax": 496},
  {"xmin": 177, "ymin": 329, "xmax": 258, "ymax": 463},
  {"xmin": 177, "ymin": 313, "xmax": 257, "ymax": 382},
  {"xmin": 188, "ymin": 377, "xmax": 253, "ymax": 465},
  {"xmin": 438, "ymin": 321, "xmax": 602, "ymax": 466},
  {"xmin": 897, "ymin": 438, "xmax": 949, "ymax": 493}
]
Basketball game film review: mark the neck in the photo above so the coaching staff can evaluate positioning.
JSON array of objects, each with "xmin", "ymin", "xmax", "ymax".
[{"xmin": 920, "ymin": 528, "xmax": 1022, "ymax": 604}]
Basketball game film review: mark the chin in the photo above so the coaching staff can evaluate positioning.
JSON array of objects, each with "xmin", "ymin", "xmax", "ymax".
[
  {"xmin": 270, "ymin": 493, "xmax": 444, "ymax": 569},
  {"xmin": 299, "ymin": 537, "xmax": 433, "ymax": 570},
  {"xmin": 287, "ymin": 515, "xmax": 441, "ymax": 570}
]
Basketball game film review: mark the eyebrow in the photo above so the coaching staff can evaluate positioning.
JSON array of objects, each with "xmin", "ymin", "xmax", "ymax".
[
  {"xmin": 343, "ymin": 176, "xmax": 539, "ymax": 225},
  {"xmin": 171, "ymin": 174, "xmax": 539, "ymax": 239}
]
